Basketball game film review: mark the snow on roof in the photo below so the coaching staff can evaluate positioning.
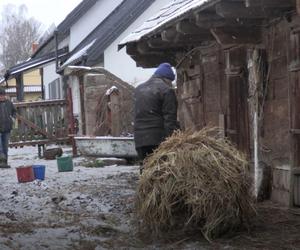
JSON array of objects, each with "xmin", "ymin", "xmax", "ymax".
[
  {"xmin": 119, "ymin": 0, "xmax": 213, "ymax": 47},
  {"xmin": 105, "ymin": 86, "xmax": 119, "ymax": 96},
  {"xmin": 61, "ymin": 39, "xmax": 96, "ymax": 68},
  {"xmin": 10, "ymin": 58, "xmax": 56, "ymax": 76},
  {"xmin": 64, "ymin": 66, "xmax": 106, "ymax": 76}
]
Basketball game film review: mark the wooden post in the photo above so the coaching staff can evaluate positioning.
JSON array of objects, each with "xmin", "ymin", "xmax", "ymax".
[
  {"xmin": 40, "ymin": 68, "xmax": 45, "ymax": 100},
  {"xmin": 297, "ymin": 0, "xmax": 300, "ymax": 15},
  {"xmin": 219, "ymin": 114, "xmax": 226, "ymax": 138},
  {"xmin": 16, "ymin": 74, "xmax": 24, "ymax": 101},
  {"xmin": 225, "ymin": 47, "xmax": 250, "ymax": 156},
  {"xmin": 66, "ymin": 87, "xmax": 77, "ymax": 157},
  {"xmin": 110, "ymin": 91, "xmax": 121, "ymax": 136},
  {"xmin": 79, "ymin": 76, "xmax": 86, "ymax": 135}
]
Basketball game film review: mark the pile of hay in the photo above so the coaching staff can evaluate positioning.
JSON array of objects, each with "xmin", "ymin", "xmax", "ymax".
[{"xmin": 136, "ymin": 128, "xmax": 256, "ymax": 240}]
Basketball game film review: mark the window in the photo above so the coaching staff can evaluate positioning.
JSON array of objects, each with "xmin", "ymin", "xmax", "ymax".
[{"xmin": 48, "ymin": 78, "xmax": 62, "ymax": 99}]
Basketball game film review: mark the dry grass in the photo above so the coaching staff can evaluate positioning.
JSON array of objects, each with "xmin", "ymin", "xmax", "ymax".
[{"xmin": 136, "ymin": 128, "xmax": 256, "ymax": 240}]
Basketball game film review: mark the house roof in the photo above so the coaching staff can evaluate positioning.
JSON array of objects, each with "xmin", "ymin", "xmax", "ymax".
[
  {"xmin": 118, "ymin": 0, "xmax": 296, "ymax": 67},
  {"xmin": 119, "ymin": 0, "xmax": 215, "ymax": 48},
  {"xmin": 4, "ymin": 47, "xmax": 69, "ymax": 80},
  {"xmin": 60, "ymin": 0, "xmax": 156, "ymax": 69},
  {"xmin": 1, "ymin": 0, "xmax": 100, "ymax": 82},
  {"xmin": 33, "ymin": 0, "xmax": 98, "ymax": 58},
  {"xmin": 57, "ymin": 0, "xmax": 97, "ymax": 35}
]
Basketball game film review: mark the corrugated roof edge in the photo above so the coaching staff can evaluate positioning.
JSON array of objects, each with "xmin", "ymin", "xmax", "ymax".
[
  {"xmin": 118, "ymin": 0, "xmax": 218, "ymax": 50},
  {"xmin": 4, "ymin": 47, "xmax": 69, "ymax": 80}
]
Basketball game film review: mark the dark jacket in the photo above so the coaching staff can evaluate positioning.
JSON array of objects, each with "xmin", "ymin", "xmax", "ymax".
[
  {"xmin": 134, "ymin": 75, "xmax": 179, "ymax": 148},
  {"xmin": 0, "ymin": 99, "xmax": 16, "ymax": 133}
]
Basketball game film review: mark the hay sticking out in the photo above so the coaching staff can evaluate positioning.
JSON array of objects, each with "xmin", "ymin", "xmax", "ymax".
[{"xmin": 136, "ymin": 128, "xmax": 256, "ymax": 240}]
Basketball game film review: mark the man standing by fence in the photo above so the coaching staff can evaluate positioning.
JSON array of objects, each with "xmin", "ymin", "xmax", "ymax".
[{"xmin": 0, "ymin": 87, "xmax": 16, "ymax": 168}]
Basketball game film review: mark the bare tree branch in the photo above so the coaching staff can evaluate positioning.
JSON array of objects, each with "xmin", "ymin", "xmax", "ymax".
[{"xmin": 0, "ymin": 4, "xmax": 42, "ymax": 70}]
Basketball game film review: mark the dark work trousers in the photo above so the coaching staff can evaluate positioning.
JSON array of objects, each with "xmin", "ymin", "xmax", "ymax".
[
  {"xmin": 0, "ymin": 132, "xmax": 10, "ymax": 160},
  {"xmin": 136, "ymin": 145, "xmax": 158, "ymax": 174}
]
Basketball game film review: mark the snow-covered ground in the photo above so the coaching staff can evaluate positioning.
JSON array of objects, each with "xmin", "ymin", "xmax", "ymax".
[
  {"xmin": 0, "ymin": 146, "xmax": 140, "ymax": 250},
  {"xmin": 2, "ymin": 147, "xmax": 299, "ymax": 250}
]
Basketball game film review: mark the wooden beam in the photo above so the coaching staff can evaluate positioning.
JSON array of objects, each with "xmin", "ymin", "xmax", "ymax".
[
  {"xmin": 147, "ymin": 37, "xmax": 174, "ymax": 49},
  {"xmin": 176, "ymin": 20, "xmax": 210, "ymax": 35},
  {"xmin": 162, "ymin": 26, "xmax": 214, "ymax": 45},
  {"xmin": 245, "ymin": 0, "xmax": 295, "ymax": 8},
  {"xmin": 131, "ymin": 53, "xmax": 176, "ymax": 68},
  {"xmin": 297, "ymin": 0, "xmax": 300, "ymax": 15},
  {"xmin": 211, "ymin": 26, "xmax": 262, "ymax": 45},
  {"xmin": 126, "ymin": 43, "xmax": 138, "ymax": 56},
  {"xmin": 15, "ymin": 74, "xmax": 24, "ymax": 102},
  {"xmin": 195, "ymin": 12, "xmax": 263, "ymax": 28},
  {"xmin": 216, "ymin": 2, "xmax": 280, "ymax": 19},
  {"xmin": 136, "ymin": 41, "xmax": 170, "ymax": 55},
  {"xmin": 137, "ymin": 41, "xmax": 152, "ymax": 55},
  {"xmin": 225, "ymin": 47, "xmax": 247, "ymax": 75},
  {"xmin": 147, "ymin": 37, "xmax": 186, "ymax": 50},
  {"xmin": 195, "ymin": 12, "xmax": 227, "ymax": 28},
  {"xmin": 16, "ymin": 114, "xmax": 53, "ymax": 139},
  {"xmin": 161, "ymin": 27, "xmax": 180, "ymax": 42},
  {"xmin": 195, "ymin": 12, "xmax": 222, "ymax": 23}
]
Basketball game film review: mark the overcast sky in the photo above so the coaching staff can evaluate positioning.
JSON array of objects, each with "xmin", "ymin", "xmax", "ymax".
[{"xmin": 0, "ymin": 0, "xmax": 83, "ymax": 28}]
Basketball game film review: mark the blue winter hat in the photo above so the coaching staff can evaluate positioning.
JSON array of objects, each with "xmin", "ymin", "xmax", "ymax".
[{"xmin": 154, "ymin": 63, "xmax": 175, "ymax": 81}]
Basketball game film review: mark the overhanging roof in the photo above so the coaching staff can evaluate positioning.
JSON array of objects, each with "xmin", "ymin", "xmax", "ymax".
[
  {"xmin": 119, "ymin": 0, "xmax": 215, "ymax": 49},
  {"xmin": 33, "ymin": 0, "xmax": 98, "ymax": 58},
  {"xmin": 4, "ymin": 47, "xmax": 68, "ymax": 80},
  {"xmin": 60, "ymin": 0, "xmax": 155, "ymax": 69},
  {"xmin": 118, "ymin": 0, "xmax": 296, "ymax": 67}
]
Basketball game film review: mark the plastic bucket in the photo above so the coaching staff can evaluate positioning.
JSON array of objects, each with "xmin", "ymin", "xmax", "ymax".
[
  {"xmin": 57, "ymin": 156, "xmax": 73, "ymax": 172},
  {"xmin": 32, "ymin": 165, "xmax": 46, "ymax": 180},
  {"xmin": 16, "ymin": 166, "xmax": 34, "ymax": 183}
]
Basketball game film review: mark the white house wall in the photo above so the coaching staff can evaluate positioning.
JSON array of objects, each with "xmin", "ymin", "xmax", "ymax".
[
  {"xmin": 43, "ymin": 62, "xmax": 61, "ymax": 99},
  {"xmin": 59, "ymin": 37, "xmax": 69, "ymax": 49},
  {"xmin": 104, "ymin": 0, "xmax": 172, "ymax": 86},
  {"xmin": 69, "ymin": 0, "xmax": 123, "ymax": 51},
  {"xmin": 69, "ymin": 75, "xmax": 82, "ymax": 135}
]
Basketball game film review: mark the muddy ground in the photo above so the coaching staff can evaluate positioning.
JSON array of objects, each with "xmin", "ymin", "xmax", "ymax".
[{"xmin": 0, "ymin": 146, "xmax": 299, "ymax": 250}]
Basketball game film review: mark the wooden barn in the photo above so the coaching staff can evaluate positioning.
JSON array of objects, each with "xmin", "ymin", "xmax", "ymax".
[{"xmin": 119, "ymin": 0, "xmax": 300, "ymax": 207}]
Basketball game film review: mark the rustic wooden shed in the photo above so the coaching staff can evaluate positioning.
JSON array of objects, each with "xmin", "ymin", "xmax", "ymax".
[
  {"xmin": 63, "ymin": 66, "xmax": 134, "ymax": 137},
  {"xmin": 119, "ymin": 0, "xmax": 300, "ymax": 207}
]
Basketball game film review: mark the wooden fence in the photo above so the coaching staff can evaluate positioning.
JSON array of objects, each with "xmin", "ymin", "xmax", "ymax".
[{"xmin": 9, "ymin": 99, "xmax": 70, "ymax": 147}]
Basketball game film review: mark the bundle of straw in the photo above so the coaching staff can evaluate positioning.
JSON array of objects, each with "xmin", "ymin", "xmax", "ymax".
[{"xmin": 136, "ymin": 128, "xmax": 255, "ymax": 240}]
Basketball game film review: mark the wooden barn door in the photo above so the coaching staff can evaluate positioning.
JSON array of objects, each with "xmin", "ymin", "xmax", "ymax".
[
  {"xmin": 288, "ymin": 25, "xmax": 300, "ymax": 207},
  {"xmin": 177, "ymin": 62, "xmax": 205, "ymax": 131},
  {"xmin": 225, "ymin": 47, "xmax": 250, "ymax": 155}
]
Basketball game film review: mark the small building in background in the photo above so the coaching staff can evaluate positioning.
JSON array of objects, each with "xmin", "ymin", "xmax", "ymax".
[{"xmin": 4, "ymin": 69, "xmax": 42, "ymax": 102}]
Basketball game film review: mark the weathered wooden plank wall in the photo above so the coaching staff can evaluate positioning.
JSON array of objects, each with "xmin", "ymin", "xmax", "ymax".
[
  {"xmin": 175, "ymin": 16, "xmax": 298, "ymax": 206},
  {"xmin": 259, "ymin": 20, "xmax": 291, "ymax": 205},
  {"xmin": 177, "ymin": 44, "xmax": 225, "ymax": 132}
]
